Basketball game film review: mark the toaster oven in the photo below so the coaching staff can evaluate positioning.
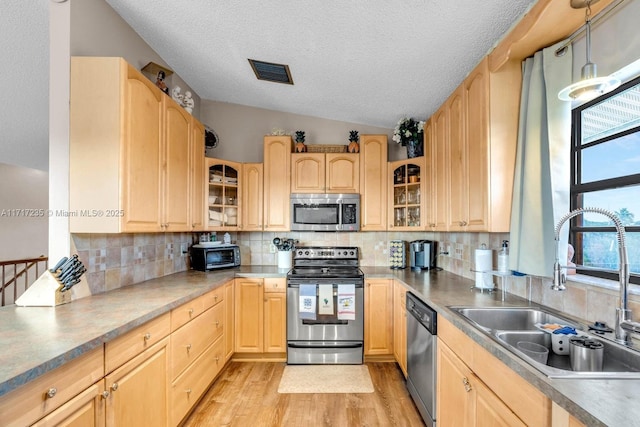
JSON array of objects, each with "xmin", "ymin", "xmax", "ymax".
[{"xmin": 190, "ymin": 244, "xmax": 240, "ymax": 271}]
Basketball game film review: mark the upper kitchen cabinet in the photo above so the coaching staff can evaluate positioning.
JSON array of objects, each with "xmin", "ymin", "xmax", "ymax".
[
  {"xmin": 242, "ymin": 163, "xmax": 263, "ymax": 231},
  {"xmin": 206, "ymin": 158, "xmax": 241, "ymax": 230},
  {"xmin": 360, "ymin": 135, "xmax": 387, "ymax": 231},
  {"xmin": 190, "ymin": 119, "xmax": 206, "ymax": 231},
  {"xmin": 430, "ymin": 57, "xmax": 518, "ymax": 232},
  {"xmin": 69, "ymin": 57, "xmax": 204, "ymax": 233},
  {"xmin": 291, "ymin": 152, "xmax": 359, "ymax": 193},
  {"xmin": 388, "ymin": 157, "xmax": 426, "ymax": 231},
  {"xmin": 264, "ymin": 136, "xmax": 293, "ymax": 231}
]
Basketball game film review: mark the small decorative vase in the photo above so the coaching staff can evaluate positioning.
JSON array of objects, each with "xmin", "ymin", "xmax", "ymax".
[
  {"xmin": 406, "ymin": 139, "xmax": 423, "ymax": 158},
  {"xmin": 348, "ymin": 141, "xmax": 360, "ymax": 153}
]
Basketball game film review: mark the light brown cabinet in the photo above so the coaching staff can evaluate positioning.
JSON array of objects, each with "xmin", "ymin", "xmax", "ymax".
[
  {"xmin": 428, "ymin": 57, "xmax": 518, "ymax": 232},
  {"xmin": 241, "ymin": 163, "xmax": 263, "ymax": 231},
  {"xmin": 364, "ymin": 279, "xmax": 393, "ymax": 356},
  {"xmin": 234, "ymin": 277, "xmax": 286, "ymax": 355},
  {"xmin": 291, "ymin": 152, "xmax": 359, "ymax": 193},
  {"xmin": 388, "ymin": 158, "xmax": 426, "ymax": 231},
  {"xmin": 0, "ymin": 347, "xmax": 104, "ymax": 426},
  {"xmin": 105, "ymin": 338, "xmax": 170, "ymax": 427},
  {"xmin": 190, "ymin": 119, "xmax": 206, "ymax": 230},
  {"xmin": 224, "ymin": 279, "xmax": 235, "ymax": 362},
  {"xmin": 264, "ymin": 136, "xmax": 293, "ymax": 231},
  {"xmin": 206, "ymin": 158, "xmax": 241, "ymax": 230},
  {"xmin": 69, "ymin": 56, "xmax": 204, "ymax": 233},
  {"xmin": 438, "ymin": 315, "xmax": 550, "ymax": 426},
  {"xmin": 393, "ymin": 281, "xmax": 408, "ymax": 377},
  {"xmin": 32, "ymin": 382, "xmax": 105, "ymax": 427},
  {"xmin": 359, "ymin": 135, "xmax": 388, "ymax": 231},
  {"xmin": 169, "ymin": 285, "xmax": 227, "ymax": 426}
]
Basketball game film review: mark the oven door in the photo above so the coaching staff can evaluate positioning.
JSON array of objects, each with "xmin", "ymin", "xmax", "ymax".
[{"xmin": 287, "ymin": 281, "xmax": 364, "ymax": 364}]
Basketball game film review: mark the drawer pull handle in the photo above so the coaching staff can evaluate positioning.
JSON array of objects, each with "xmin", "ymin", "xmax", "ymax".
[
  {"xmin": 101, "ymin": 390, "xmax": 110, "ymax": 399},
  {"xmin": 186, "ymin": 344, "xmax": 192, "ymax": 352},
  {"xmin": 111, "ymin": 383, "xmax": 119, "ymax": 392},
  {"xmin": 214, "ymin": 295, "xmax": 218, "ymax": 301},
  {"xmin": 144, "ymin": 333, "xmax": 151, "ymax": 341},
  {"xmin": 216, "ymin": 320, "xmax": 220, "ymax": 327},
  {"xmin": 185, "ymin": 388, "xmax": 192, "ymax": 395},
  {"xmin": 215, "ymin": 356, "xmax": 220, "ymax": 363},
  {"xmin": 46, "ymin": 387, "xmax": 57, "ymax": 399},
  {"xmin": 188, "ymin": 308, "xmax": 194, "ymax": 316},
  {"xmin": 462, "ymin": 377, "xmax": 472, "ymax": 393}
]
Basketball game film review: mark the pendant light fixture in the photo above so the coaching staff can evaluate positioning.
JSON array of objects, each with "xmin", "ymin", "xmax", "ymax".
[{"xmin": 558, "ymin": 0, "xmax": 621, "ymax": 102}]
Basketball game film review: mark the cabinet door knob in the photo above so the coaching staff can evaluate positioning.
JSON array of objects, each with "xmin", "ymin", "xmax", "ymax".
[
  {"xmin": 46, "ymin": 387, "xmax": 57, "ymax": 399},
  {"xmin": 215, "ymin": 320, "xmax": 220, "ymax": 327},
  {"xmin": 101, "ymin": 390, "xmax": 110, "ymax": 399},
  {"xmin": 185, "ymin": 388, "xmax": 192, "ymax": 395},
  {"xmin": 143, "ymin": 333, "xmax": 151, "ymax": 341},
  {"xmin": 186, "ymin": 343, "xmax": 192, "ymax": 352},
  {"xmin": 188, "ymin": 308, "xmax": 194, "ymax": 316},
  {"xmin": 214, "ymin": 295, "xmax": 218, "ymax": 301},
  {"xmin": 462, "ymin": 377, "xmax": 472, "ymax": 392},
  {"xmin": 111, "ymin": 383, "xmax": 119, "ymax": 392}
]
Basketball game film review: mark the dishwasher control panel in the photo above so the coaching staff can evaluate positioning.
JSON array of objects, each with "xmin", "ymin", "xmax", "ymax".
[{"xmin": 407, "ymin": 292, "xmax": 437, "ymax": 334}]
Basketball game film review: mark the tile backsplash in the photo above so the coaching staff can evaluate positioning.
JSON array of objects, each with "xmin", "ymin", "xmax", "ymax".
[
  {"xmin": 72, "ymin": 233, "xmax": 193, "ymax": 294},
  {"xmin": 73, "ymin": 230, "xmax": 638, "ymax": 332}
]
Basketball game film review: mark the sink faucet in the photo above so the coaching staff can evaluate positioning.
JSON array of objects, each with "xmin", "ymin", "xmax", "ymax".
[{"xmin": 553, "ymin": 207, "xmax": 638, "ymax": 345}]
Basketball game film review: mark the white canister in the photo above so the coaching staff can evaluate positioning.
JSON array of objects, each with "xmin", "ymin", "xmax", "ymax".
[{"xmin": 277, "ymin": 251, "xmax": 292, "ymax": 269}]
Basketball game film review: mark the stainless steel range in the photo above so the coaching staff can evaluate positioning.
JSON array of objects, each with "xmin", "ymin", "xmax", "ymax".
[{"xmin": 286, "ymin": 246, "xmax": 364, "ymax": 364}]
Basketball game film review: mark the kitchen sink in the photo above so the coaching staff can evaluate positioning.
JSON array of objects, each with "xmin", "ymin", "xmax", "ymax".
[
  {"xmin": 450, "ymin": 306, "xmax": 640, "ymax": 378},
  {"xmin": 454, "ymin": 307, "xmax": 571, "ymax": 332}
]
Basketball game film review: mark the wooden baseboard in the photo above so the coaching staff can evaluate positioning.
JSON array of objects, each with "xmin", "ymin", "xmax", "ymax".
[{"xmin": 364, "ymin": 354, "xmax": 396, "ymax": 363}]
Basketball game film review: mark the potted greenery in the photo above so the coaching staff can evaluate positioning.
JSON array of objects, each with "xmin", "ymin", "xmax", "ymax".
[
  {"xmin": 392, "ymin": 117, "xmax": 425, "ymax": 158},
  {"xmin": 294, "ymin": 130, "xmax": 306, "ymax": 153},
  {"xmin": 347, "ymin": 130, "xmax": 360, "ymax": 153}
]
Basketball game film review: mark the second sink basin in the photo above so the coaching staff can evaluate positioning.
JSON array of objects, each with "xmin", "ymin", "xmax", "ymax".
[{"xmin": 450, "ymin": 306, "xmax": 640, "ymax": 378}]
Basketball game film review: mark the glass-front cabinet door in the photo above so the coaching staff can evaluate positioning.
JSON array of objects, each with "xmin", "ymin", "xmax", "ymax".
[
  {"xmin": 206, "ymin": 158, "xmax": 242, "ymax": 230},
  {"xmin": 388, "ymin": 158, "xmax": 426, "ymax": 231}
]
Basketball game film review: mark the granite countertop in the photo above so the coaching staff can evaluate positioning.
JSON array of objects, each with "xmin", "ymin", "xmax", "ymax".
[{"xmin": 0, "ymin": 266, "xmax": 637, "ymax": 426}]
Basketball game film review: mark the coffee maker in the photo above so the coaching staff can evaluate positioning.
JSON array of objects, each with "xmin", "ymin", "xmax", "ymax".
[{"xmin": 410, "ymin": 240, "xmax": 437, "ymax": 271}]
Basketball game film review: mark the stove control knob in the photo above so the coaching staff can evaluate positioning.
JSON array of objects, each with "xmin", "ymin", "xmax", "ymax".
[
  {"xmin": 350, "ymin": 251, "xmax": 355, "ymax": 256},
  {"xmin": 305, "ymin": 250, "xmax": 310, "ymax": 255}
]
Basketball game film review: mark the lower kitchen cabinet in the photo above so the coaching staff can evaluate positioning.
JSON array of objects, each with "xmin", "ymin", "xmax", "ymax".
[
  {"xmin": 0, "ymin": 347, "xmax": 104, "ymax": 426},
  {"xmin": 393, "ymin": 280, "xmax": 408, "ymax": 376},
  {"xmin": 364, "ymin": 279, "xmax": 393, "ymax": 356},
  {"xmin": 438, "ymin": 316, "xmax": 551, "ymax": 426},
  {"xmin": 438, "ymin": 340, "xmax": 525, "ymax": 427},
  {"xmin": 224, "ymin": 279, "xmax": 235, "ymax": 362},
  {"xmin": 32, "ymin": 381, "xmax": 106, "ymax": 427},
  {"xmin": 104, "ymin": 337, "xmax": 170, "ymax": 427},
  {"xmin": 234, "ymin": 277, "xmax": 287, "ymax": 356}
]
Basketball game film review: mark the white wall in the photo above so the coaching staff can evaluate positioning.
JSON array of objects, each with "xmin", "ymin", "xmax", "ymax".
[{"xmin": 0, "ymin": 163, "xmax": 48, "ymax": 261}]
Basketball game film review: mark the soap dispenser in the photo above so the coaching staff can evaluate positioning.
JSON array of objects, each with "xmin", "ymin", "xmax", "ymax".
[{"xmin": 498, "ymin": 240, "xmax": 510, "ymax": 273}]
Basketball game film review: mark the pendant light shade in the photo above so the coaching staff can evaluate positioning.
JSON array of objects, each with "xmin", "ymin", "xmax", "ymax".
[{"xmin": 558, "ymin": 0, "xmax": 621, "ymax": 102}]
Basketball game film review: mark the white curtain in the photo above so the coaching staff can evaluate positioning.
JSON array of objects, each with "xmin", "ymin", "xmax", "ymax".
[{"xmin": 509, "ymin": 41, "xmax": 573, "ymax": 278}]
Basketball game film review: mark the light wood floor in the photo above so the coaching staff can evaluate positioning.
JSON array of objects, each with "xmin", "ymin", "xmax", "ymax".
[{"xmin": 182, "ymin": 361, "xmax": 426, "ymax": 427}]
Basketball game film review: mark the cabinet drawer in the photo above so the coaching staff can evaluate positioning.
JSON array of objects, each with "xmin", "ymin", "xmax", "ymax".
[
  {"xmin": 31, "ymin": 381, "xmax": 104, "ymax": 427},
  {"xmin": 202, "ymin": 285, "xmax": 224, "ymax": 309},
  {"xmin": 0, "ymin": 347, "xmax": 104, "ymax": 427},
  {"xmin": 171, "ymin": 295, "xmax": 206, "ymax": 332},
  {"xmin": 171, "ymin": 302, "xmax": 224, "ymax": 379},
  {"xmin": 170, "ymin": 336, "xmax": 225, "ymax": 426},
  {"xmin": 105, "ymin": 312, "xmax": 171, "ymax": 374},
  {"xmin": 264, "ymin": 278, "xmax": 286, "ymax": 293}
]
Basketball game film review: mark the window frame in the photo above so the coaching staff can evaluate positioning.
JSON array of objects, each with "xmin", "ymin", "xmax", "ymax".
[{"xmin": 570, "ymin": 75, "xmax": 640, "ymax": 285}]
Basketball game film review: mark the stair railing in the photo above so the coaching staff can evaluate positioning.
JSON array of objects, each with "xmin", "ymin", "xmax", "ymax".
[{"xmin": 1, "ymin": 256, "xmax": 48, "ymax": 306}]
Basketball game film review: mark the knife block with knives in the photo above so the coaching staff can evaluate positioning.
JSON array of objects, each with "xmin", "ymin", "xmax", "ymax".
[{"xmin": 15, "ymin": 255, "xmax": 87, "ymax": 307}]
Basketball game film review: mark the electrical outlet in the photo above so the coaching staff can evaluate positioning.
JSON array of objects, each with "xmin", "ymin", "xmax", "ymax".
[{"xmin": 269, "ymin": 243, "xmax": 277, "ymax": 253}]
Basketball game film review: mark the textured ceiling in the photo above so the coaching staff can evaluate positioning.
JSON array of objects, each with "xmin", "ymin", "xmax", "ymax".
[{"xmin": 105, "ymin": 0, "xmax": 537, "ymax": 128}]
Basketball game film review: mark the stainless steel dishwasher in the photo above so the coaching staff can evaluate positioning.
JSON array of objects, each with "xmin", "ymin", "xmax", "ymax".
[{"xmin": 406, "ymin": 292, "xmax": 437, "ymax": 427}]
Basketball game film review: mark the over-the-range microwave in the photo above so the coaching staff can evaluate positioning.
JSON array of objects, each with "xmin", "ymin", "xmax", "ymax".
[{"xmin": 290, "ymin": 193, "xmax": 360, "ymax": 232}]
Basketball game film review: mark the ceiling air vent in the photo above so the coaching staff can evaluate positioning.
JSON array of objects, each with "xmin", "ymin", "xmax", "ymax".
[{"xmin": 248, "ymin": 59, "xmax": 294, "ymax": 85}]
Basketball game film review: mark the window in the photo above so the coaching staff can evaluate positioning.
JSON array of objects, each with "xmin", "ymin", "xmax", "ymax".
[{"xmin": 570, "ymin": 75, "xmax": 640, "ymax": 284}]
